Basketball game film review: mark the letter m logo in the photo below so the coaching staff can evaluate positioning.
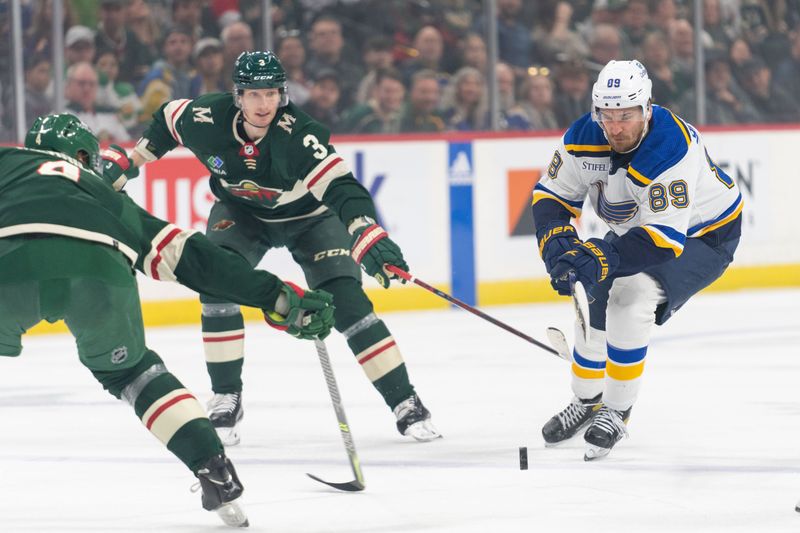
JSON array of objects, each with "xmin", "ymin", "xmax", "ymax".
[
  {"xmin": 192, "ymin": 106, "xmax": 214, "ymax": 124},
  {"xmin": 277, "ymin": 113, "xmax": 296, "ymax": 133}
]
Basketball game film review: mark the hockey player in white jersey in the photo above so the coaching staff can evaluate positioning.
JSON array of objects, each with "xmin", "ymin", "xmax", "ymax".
[{"xmin": 533, "ymin": 60, "xmax": 743, "ymax": 460}]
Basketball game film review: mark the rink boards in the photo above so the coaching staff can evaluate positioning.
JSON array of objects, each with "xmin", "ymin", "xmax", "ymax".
[{"xmin": 25, "ymin": 125, "xmax": 800, "ymax": 331}]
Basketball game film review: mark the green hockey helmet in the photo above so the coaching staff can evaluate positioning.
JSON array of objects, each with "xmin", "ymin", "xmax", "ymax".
[
  {"xmin": 232, "ymin": 50, "xmax": 289, "ymax": 106},
  {"xmin": 25, "ymin": 113, "xmax": 101, "ymax": 173}
]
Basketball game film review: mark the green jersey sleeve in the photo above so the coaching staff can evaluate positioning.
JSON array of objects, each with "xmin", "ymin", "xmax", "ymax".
[
  {"xmin": 288, "ymin": 120, "xmax": 377, "ymax": 224},
  {"xmin": 129, "ymin": 198, "xmax": 283, "ymax": 312}
]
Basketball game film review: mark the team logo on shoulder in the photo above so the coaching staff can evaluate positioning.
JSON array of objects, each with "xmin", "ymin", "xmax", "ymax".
[
  {"xmin": 277, "ymin": 113, "xmax": 296, "ymax": 134},
  {"xmin": 223, "ymin": 179, "xmax": 282, "ymax": 206},
  {"xmin": 239, "ymin": 143, "xmax": 260, "ymax": 170},
  {"xmin": 212, "ymin": 219, "xmax": 236, "ymax": 231},
  {"xmin": 111, "ymin": 346, "xmax": 128, "ymax": 364},
  {"xmin": 193, "ymin": 106, "xmax": 214, "ymax": 124},
  {"xmin": 206, "ymin": 155, "xmax": 227, "ymax": 175}
]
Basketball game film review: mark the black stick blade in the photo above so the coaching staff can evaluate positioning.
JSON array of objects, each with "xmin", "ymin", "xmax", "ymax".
[{"xmin": 306, "ymin": 473, "xmax": 365, "ymax": 492}]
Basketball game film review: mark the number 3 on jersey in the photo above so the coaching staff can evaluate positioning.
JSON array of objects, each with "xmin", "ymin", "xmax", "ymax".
[{"xmin": 303, "ymin": 134, "xmax": 328, "ymax": 160}]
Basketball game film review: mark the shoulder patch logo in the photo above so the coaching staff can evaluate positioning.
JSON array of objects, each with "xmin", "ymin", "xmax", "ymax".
[
  {"xmin": 193, "ymin": 106, "xmax": 214, "ymax": 124},
  {"xmin": 206, "ymin": 155, "xmax": 227, "ymax": 174},
  {"xmin": 277, "ymin": 113, "xmax": 296, "ymax": 134}
]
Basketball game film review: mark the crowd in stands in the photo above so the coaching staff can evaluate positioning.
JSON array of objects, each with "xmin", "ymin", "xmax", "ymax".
[{"xmin": 3, "ymin": 0, "xmax": 800, "ymax": 142}]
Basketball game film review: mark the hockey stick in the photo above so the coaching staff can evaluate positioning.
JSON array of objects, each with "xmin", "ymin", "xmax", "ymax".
[
  {"xmin": 307, "ymin": 337, "xmax": 366, "ymax": 492},
  {"xmin": 569, "ymin": 272, "xmax": 591, "ymax": 343},
  {"xmin": 385, "ymin": 265, "xmax": 567, "ymax": 360}
]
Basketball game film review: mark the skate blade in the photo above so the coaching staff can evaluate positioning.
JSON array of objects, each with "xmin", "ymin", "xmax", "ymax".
[
  {"xmin": 215, "ymin": 499, "xmax": 249, "ymax": 527},
  {"xmin": 404, "ymin": 420, "xmax": 442, "ymax": 442},
  {"xmin": 214, "ymin": 426, "xmax": 241, "ymax": 447},
  {"xmin": 583, "ymin": 443, "xmax": 612, "ymax": 461}
]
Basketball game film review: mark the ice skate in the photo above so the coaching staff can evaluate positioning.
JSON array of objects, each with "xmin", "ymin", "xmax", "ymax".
[
  {"xmin": 583, "ymin": 405, "xmax": 631, "ymax": 461},
  {"xmin": 207, "ymin": 392, "xmax": 243, "ymax": 446},
  {"xmin": 194, "ymin": 453, "xmax": 248, "ymax": 527},
  {"xmin": 542, "ymin": 394, "xmax": 602, "ymax": 446},
  {"xmin": 393, "ymin": 394, "xmax": 441, "ymax": 441}
]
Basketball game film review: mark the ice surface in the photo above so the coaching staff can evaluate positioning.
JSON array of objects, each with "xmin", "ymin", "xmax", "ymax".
[{"xmin": 2, "ymin": 288, "xmax": 799, "ymax": 532}]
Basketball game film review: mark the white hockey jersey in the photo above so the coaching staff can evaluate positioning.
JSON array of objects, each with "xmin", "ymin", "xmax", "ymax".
[{"xmin": 533, "ymin": 105, "xmax": 742, "ymax": 261}]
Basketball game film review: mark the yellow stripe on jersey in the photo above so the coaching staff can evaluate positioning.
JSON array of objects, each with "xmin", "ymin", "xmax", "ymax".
[
  {"xmin": 532, "ymin": 190, "xmax": 583, "ymax": 217},
  {"xmin": 627, "ymin": 166, "xmax": 652, "ymax": 186},
  {"xmin": 571, "ymin": 362, "xmax": 605, "ymax": 380},
  {"xmin": 670, "ymin": 112, "xmax": 691, "ymax": 147},
  {"xmin": 693, "ymin": 200, "xmax": 744, "ymax": 237},
  {"xmin": 565, "ymin": 144, "xmax": 611, "ymax": 153},
  {"xmin": 606, "ymin": 360, "xmax": 645, "ymax": 381},
  {"xmin": 641, "ymin": 226, "xmax": 684, "ymax": 257}
]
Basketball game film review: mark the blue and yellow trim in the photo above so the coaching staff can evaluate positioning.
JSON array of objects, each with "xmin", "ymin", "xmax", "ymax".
[
  {"xmin": 669, "ymin": 111, "xmax": 691, "ymax": 147},
  {"xmin": 565, "ymin": 143, "xmax": 612, "ymax": 158},
  {"xmin": 688, "ymin": 194, "xmax": 744, "ymax": 237},
  {"xmin": 626, "ymin": 166, "xmax": 652, "ymax": 187},
  {"xmin": 571, "ymin": 350, "xmax": 606, "ymax": 380},
  {"xmin": 605, "ymin": 344, "xmax": 647, "ymax": 381},
  {"xmin": 641, "ymin": 224, "xmax": 686, "ymax": 257},
  {"xmin": 532, "ymin": 183, "xmax": 583, "ymax": 217}
]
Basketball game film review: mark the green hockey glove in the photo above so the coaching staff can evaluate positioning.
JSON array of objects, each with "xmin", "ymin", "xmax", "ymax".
[
  {"xmin": 263, "ymin": 281, "xmax": 336, "ymax": 340},
  {"xmin": 348, "ymin": 216, "xmax": 408, "ymax": 289},
  {"xmin": 101, "ymin": 144, "xmax": 140, "ymax": 191}
]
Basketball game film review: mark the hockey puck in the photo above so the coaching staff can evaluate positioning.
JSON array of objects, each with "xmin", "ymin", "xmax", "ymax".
[{"xmin": 519, "ymin": 446, "xmax": 528, "ymax": 470}]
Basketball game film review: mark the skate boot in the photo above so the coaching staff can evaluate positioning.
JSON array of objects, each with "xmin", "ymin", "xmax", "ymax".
[
  {"xmin": 194, "ymin": 453, "xmax": 248, "ymax": 527},
  {"xmin": 207, "ymin": 392, "xmax": 243, "ymax": 446},
  {"xmin": 542, "ymin": 393, "xmax": 603, "ymax": 446},
  {"xmin": 583, "ymin": 405, "xmax": 631, "ymax": 461},
  {"xmin": 393, "ymin": 394, "xmax": 441, "ymax": 442}
]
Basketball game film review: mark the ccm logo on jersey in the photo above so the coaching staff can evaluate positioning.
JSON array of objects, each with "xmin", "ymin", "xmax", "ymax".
[{"xmin": 313, "ymin": 248, "xmax": 350, "ymax": 261}]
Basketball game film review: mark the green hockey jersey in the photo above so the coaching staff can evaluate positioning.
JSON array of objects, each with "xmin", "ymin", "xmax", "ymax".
[
  {"xmin": 135, "ymin": 94, "xmax": 377, "ymax": 224},
  {"xmin": 0, "ymin": 146, "xmax": 283, "ymax": 311}
]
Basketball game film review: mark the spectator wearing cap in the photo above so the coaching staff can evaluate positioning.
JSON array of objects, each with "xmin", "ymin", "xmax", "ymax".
[
  {"xmin": 305, "ymin": 15, "xmax": 363, "ymax": 112},
  {"xmin": 189, "ymin": 38, "xmax": 226, "ymax": 98},
  {"xmin": 66, "ymin": 26, "xmax": 97, "ymax": 67},
  {"xmin": 277, "ymin": 35, "xmax": 311, "ymax": 106},
  {"xmin": 399, "ymin": 69, "xmax": 445, "ymax": 133},
  {"xmin": 739, "ymin": 57, "xmax": 800, "ymax": 122},
  {"xmin": 342, "ymin": 68, "xmax": 405, "ymax": 134},
  {"xmin": 520, "ymin": 69, "xmax": 560, "ymax": 131},
  {"xmin": 96, "ymin": 0, "xmax": 155, "ymax": 84},
  {"xmin": 221, "ymin": 22, "xmax": 254, "ymax": 91},
  {"xmin": 301, "ymin": 69, "xmax": 343, "ymax": 132},
  {"xmin": 138, "ymin": 26, "xmax": 195, "ymax": 118},
  {"xmin": 23, "ymin": 54, "xmax": 54, "ymax": 130},
  {"xmin": 677, "ymin": 50, "xmax": 759, "ymax": 125},
  {"xmin": 552, "ymin": 58, "xmax": 592, "ymax": 127},
  {"xmin": 65, "ymin": 61, "xmax": 130, "ymax": 142},
  {"xmin": 356, "ymin": 36, "xmax": 395, "ymax": 105},
  {"xmin": 95, "ymin": 50, "xmax": 143, "ymax": 131},
  {"xmin": 577, "ymin": 0, "xmax": 627, "ymax": 42}
]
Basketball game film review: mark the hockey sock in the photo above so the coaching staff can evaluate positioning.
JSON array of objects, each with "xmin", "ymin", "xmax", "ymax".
[
  {"xmin": 98, "ymin": 350, "xmax": 223, "ymax": 472},
  {"xmin": 200, "ymin": 301, "xmax": 245, "ymax": 394},
  {"xmin": 318, "ymin": 277, "xmax": 414, "ymax": 409}
]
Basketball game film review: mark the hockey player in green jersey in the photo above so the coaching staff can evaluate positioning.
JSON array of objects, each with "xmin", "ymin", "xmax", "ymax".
[
  {"xmin": 0, "ymin": 113, "xmax": 337, "ymax": 527},
  {"xmin": 129, "ymin": 50, "xmax": 441, "ymax": 445}
]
